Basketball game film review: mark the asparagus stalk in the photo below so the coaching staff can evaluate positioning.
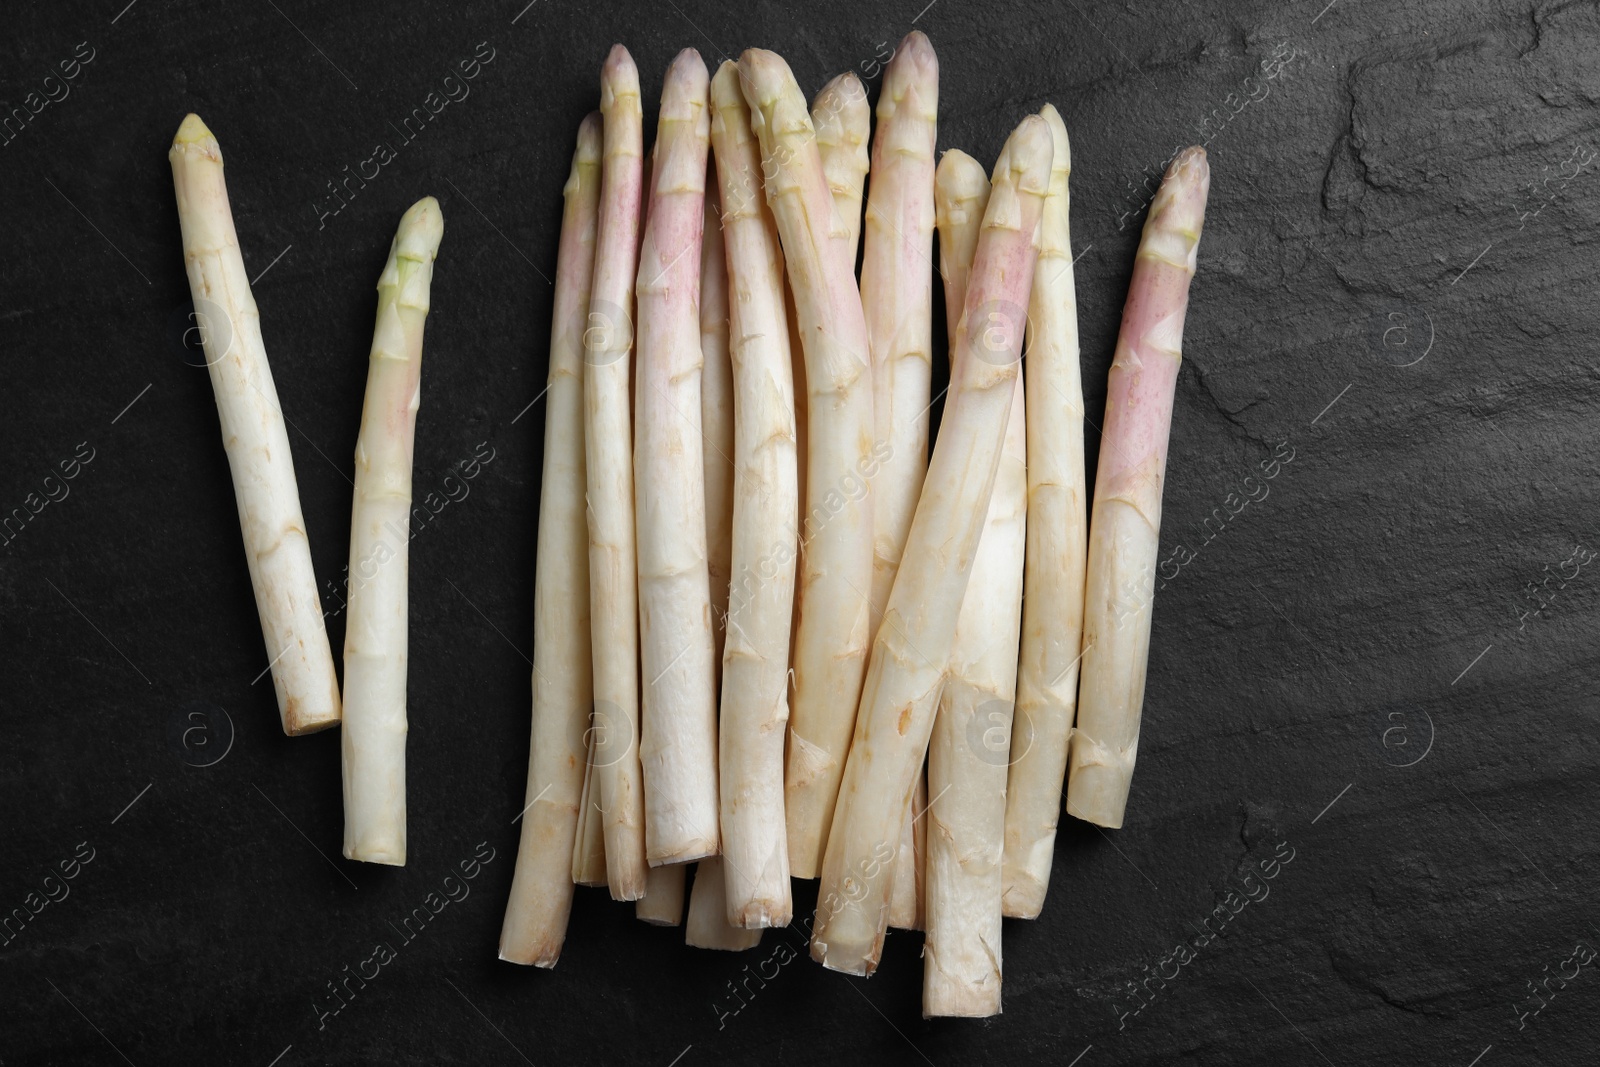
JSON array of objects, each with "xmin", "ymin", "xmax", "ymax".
[
  {"xmin": 636, "ymin": 862, "xmax": 687, "ymax": 926},
  {"xmin": 500, "ymin": 115, "xmax": 602, "ymax": 965},
  {"xmin": 811, "ymin": 116, "xmax": 1052, "ymax": 975},
  {"xmin": 738, "ymin": 49, "xmax": 877, "ymax": 881},
  {"xmin": 812, "ymin": 73, "xmax": 871, "ymax": 267},
  {"xmin": 923, "ymin": 147, "xmax": 1026, "ymax": 1016},
  {"xmin": 585, "ymin": 44, "xmax": 649, "ymax": 899},
  {"xmin": 708, "ymin": 61, "xmax": 799, "ymax": 928},
  {"xmin": 635, "ymin": 49, "xmax": 720, "ymax": 866},
  {"xmin": 1067, "ymin": 147, "xmax": 1210, "ymax": 829},
  {"xmin": 862, "ymin": 31, "xmax": 938, "ymax": 640},
  {"xmin": 859, "ymin": 35, "xmax": 939, "ymax": 932},
  {"xmin": 571, "ymin": 733, "xmax": 608, "ymax": 886},
  {"xmin": 685, "ymin": 857, "xmax": 764, "ymax": 950},
  {"xmin": 1002, "ymin": 104, "xmax": 1087, "ymax": 914},
  {"xmin": 702, "ymin": 178, "xmax": 736, "ymax": 667},
  {"xmin": 339, "ymin": 197, "xmax": 443, "ymax": 866},
  {"xmin": 167, "ymin": 114, "xmax": 341, "ymax": 737}
]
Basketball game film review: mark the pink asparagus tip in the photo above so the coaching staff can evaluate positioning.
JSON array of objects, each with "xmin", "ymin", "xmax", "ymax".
[
  {"xmin": 602, "ymin": 44, "xmax": 639, "ymax": 94},
  {"xmin": 578, "ymin": 111, "xmax": 603, "ymax": 146},
  {"xmin": 661, "ymin": 48, "xmax": 710, "ymax": 116},
  {"xmin": 1153, "ymin": 146, "xmax": 1210, "ymax": 233},
  {"xmin": 889, "ymin": 29, "xmax": 938, "ymax": 84}
]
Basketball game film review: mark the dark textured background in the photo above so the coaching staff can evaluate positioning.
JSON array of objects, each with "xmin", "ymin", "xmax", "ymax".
[{"xmin": 2, "ymin": 0, "xmax": 1597, "ymax": 1064}]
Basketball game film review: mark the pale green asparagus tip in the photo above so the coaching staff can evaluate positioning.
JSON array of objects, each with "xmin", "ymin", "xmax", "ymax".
[
  {"xmin": 170, "ymin": 112, "xmax": 221, "ymax": 163},
  {"xmin": 395, "ymin": 196, "xmax": 444, "ymax": 263}
]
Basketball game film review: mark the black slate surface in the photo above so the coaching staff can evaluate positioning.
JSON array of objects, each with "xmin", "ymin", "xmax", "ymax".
[{"xmin": 2, "ymin": 1, "xmax": 1598, "ymax": 1064}]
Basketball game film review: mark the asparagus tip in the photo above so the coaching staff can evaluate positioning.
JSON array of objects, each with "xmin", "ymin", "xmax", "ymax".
[
  {"xmin": 170, "ymin": 113, "xmax": 220, "ymax": 163},
  {"xmin": 662, "ymin": 47, "xmax": 710, "ymax": 114},
  {"xmin": 397, "ymin": 196, "xmax": 445, "ymax": 259},
  {"xmin": 890, "ymin": 29, "xmax": 938, "ymax": 84},
  {"xmin": 601, "ymin": 43, "xmax": 640, "ymax": 102},
  {"xmin": 577, "ymin": 111, "xmax": 603, "ymax": 157},
  {"xmin": 1039, "ymin": 102, "xmax": 1071, "ymax": 175},
  {"xmin": 1005, "ymin": 113, "xmax": 1055, "ymax": 196},
  {"xmin": 1151, "ymin": 146, "xmax": 1210, "ymax": 234}
]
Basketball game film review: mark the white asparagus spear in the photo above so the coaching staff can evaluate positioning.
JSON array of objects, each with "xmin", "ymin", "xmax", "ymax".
[
  {"xmin": 339, "ymin": 196, "xmax": 444, "ymax": 867},
  {"xmin": 1002, "ymin": 104, "xmax": 1087, "ymax": 915},
  {"xmin": 1067, "ymin": 148, "xmax": 1210, "ymax": 828},
  {"xmin": 708, "ymin": 61, "xmax": 798, "ymax": 928},
  {"xmin": 500, "ymin": 115, "xmax": 602, "ymax": 965},
  {"xmin": 812, "ymin": 73, "xmax": 871, "ymax": 268},
  {"xmin": 571, "ymin": 732, "xmax": 608, "ymax": 886},
  {"xmin": 702, "ymin": 178, "xmax": 737, "ymax": 666},
  {"xmin": 635, "ymin": 49, "xmax": 720, "ymax": 866},
  {"xmin": 811, "ymin": 116, "xmax": 1052, "ymax": 976},
  {"xmin": 739, "ymin": 49, "xmax": 877, "ymax": 881},
  {"xmin": 168, "ymin": 114, "xmax": 341, "ymax": 737},
  {"xmin": 859, "ymin": 34, "xmax": 940, "ymax": 932},
  {"xmin": 685, "ymin": 857, "xmax": 764, "ymax": 950},
  {"xmin": 636, "ymin": 862, "xmax": 687, "ymax": 925},
  {"xmin": 923, "ymin": 148, "xmax": 1026, "ymax": 1017},
  {"xmin": 585, "ymin": 45, "xmax": 650, "ymax": 899}
]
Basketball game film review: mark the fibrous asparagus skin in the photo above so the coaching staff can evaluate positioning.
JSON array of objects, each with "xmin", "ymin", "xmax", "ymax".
[
  {"xmin": 924, "ymin": 147, "xmax": 1023, "ymax": 1017},
  {"xmin": 812, "ymin": 72, "xmax": 870, "ymax": 268},
  {"xmin": 811, "ymin": 115, "xmax": 1052, "ymax": 976},
  {"xmin": 1068, "ymin": 147, "xmax": 1209, "ymax": 830},
  {"xmin": 636, "ymin": 862, "xmax": 687, "ymax": 926},
  {"xmin": 702, "ymin": 179, "xmax": 737, "ymax": 672},
  {"xmin": 738, "ymin": 49, "xmax": 877, "ymax": 882},
  {"xmin": 635, "ymin": 49, "xmax": 720, "ymax": 866},
  {"xmin": 500, "ymin": 115, "xmax": 602, "ymax": 966},
  {"xmin": 1003, "ymin": 104, "xmax": 1087, "ymax": 917},
  {"xmin": 340, "ymin": 196, "xmax": 444, "ymax": 867},
  {"xmin": 887, "ymin": 769, "xmax": 927, "ymax": 930},
  {"xmin": 709, "ymin": 60, "xmax": 798, "ymax": 928},
  {"xmin": 167, "ymin": 114, "xmax": 341, "ymax": 737},
  {"xmin": 685, "ymin": 857, "xmax": 763, "ymax": 950},
  {"xmin": 586, "ymin": 44, "xmax": 649, "ymax": 899},
  {"xmin": 571, "ymin": 729, "xmax": 609, "ymax": 886}
]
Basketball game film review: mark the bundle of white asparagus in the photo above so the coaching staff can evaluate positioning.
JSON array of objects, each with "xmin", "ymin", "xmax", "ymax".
[{"xmin": 488, "ymin": 33, "xmax": 1211, "ymax": 1014}]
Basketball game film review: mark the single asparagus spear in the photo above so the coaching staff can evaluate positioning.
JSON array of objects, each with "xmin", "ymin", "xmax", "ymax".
[
  {"xmin": 636, "ymin": 49, "xmax": 720, "ymax": 866},
  {"xmin": 739, "ymin": 49, "xmax": 877, "ymax": 881},
  {"xmin": 685, "ymin": 857, "xmax": 764, "ymax": 950},
  {"xmin": 1068, "ymin": 147, "xmax": 1210, "ymax": 829},
  {"xmin": 168, "ymin": 114, "xmax": 341, "ymax": 737},
  {"xmin": 709, "ymin": 60, "xmax": 799, "ymax": 928},
  {"xmin": 811, "ymin": 115, "xmax": 1052, "ymax": 976},
  {"xmin": 1002, "ymin": 104, "xmax": 1087, "ymax": 915},
  {"xmin": 859, "ymin": 34, "xmax": 940, "ymax": 932},
  {"xmin": 702, "ymin": 177, "xmax": 736, "ymax": 667},
  {"xmin": 340, "ymin": 196, "xmax": 443, "ymax": 867},
  {"xmin": 637, "ymin": 862, "xmax": 687, "ymax": 925},
  {"xmin": 586, "ymin": 44, "xmax": 650, "ymax": 899},
  {"xmin": 812, "ymin": 72, "xmax": 871, "ymax": 267},
  {"xmin": 924, "ymin": 147, "xmax": 1025, "ymax": 1017},
  {"xmin": 500, "ymin": 115, "xmax": 602, "ymax": 965}
]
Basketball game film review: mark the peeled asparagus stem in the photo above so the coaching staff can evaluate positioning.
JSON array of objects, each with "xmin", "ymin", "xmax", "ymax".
[
  {"xmin": 339, "ymin": 197, "xmax": 443, "ymax": 867},
  {"xmin": 886, "ymin": 770, "xmax": 926, "ymax": 930},
  {"xmin": 708, "ymin": 61, "xmax": 798, "ymax": 928},
  {"xmin": 168, "ymin": 114, "xmax": 341, "ymax": 737},
  {"xmin": 924, "ymin": 147, "xmax": 1026, "ymax": 1017},
  {"xmin": 635, "ymin": 49, "xmax": 720, "ymax": 866},
  {"xmin": 812, "ymin": 116, "xmax": 1052, "ymax": 976},
  {"xmin": 739, "ymin": 49, "xmax": 877, "ymax": 881},
  {"xmin": 500, "ymin": 116, "xmax": 602, "ymax": 966},
  {"xmin": 1003, "ymin": 104, "xmax": 1087, "ymax": 915},
  {"xmin": 812, "ymin": 73, "xmax": 870, "ymax": 266},
  {"xmin": 1067, "ymin": 147, "xmax": 1210, "ymax": 829},
  {"xmin": 636, "ymin": 862, "xmax": 687, "ymax": 926},
  {"xmin": 585, "ymin": 45, "xmax": 649, "ymax": 899},
  {"xmin": 686, "ymin": 857, "xmax": 764, "ymax": 950},
  {"xmin": 571, "ymin": 736, "xmax": 608, "ymax": 886},
  {"xmin": 702, "ymin": 179, "xmax": 737, "ymax": 666}
]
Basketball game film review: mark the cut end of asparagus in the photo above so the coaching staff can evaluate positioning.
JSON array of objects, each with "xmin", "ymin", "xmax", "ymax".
[
  {"xmin": 283, "ymin": 707, "xmax": 340, "ymax": 737},
  {"xmin": 171, "ymin": 112, "xmax": 220, "ymax": 159},
  {"xmin": 1065, "ymin": 734, "xmax": 1132, "ymax": 829}
]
